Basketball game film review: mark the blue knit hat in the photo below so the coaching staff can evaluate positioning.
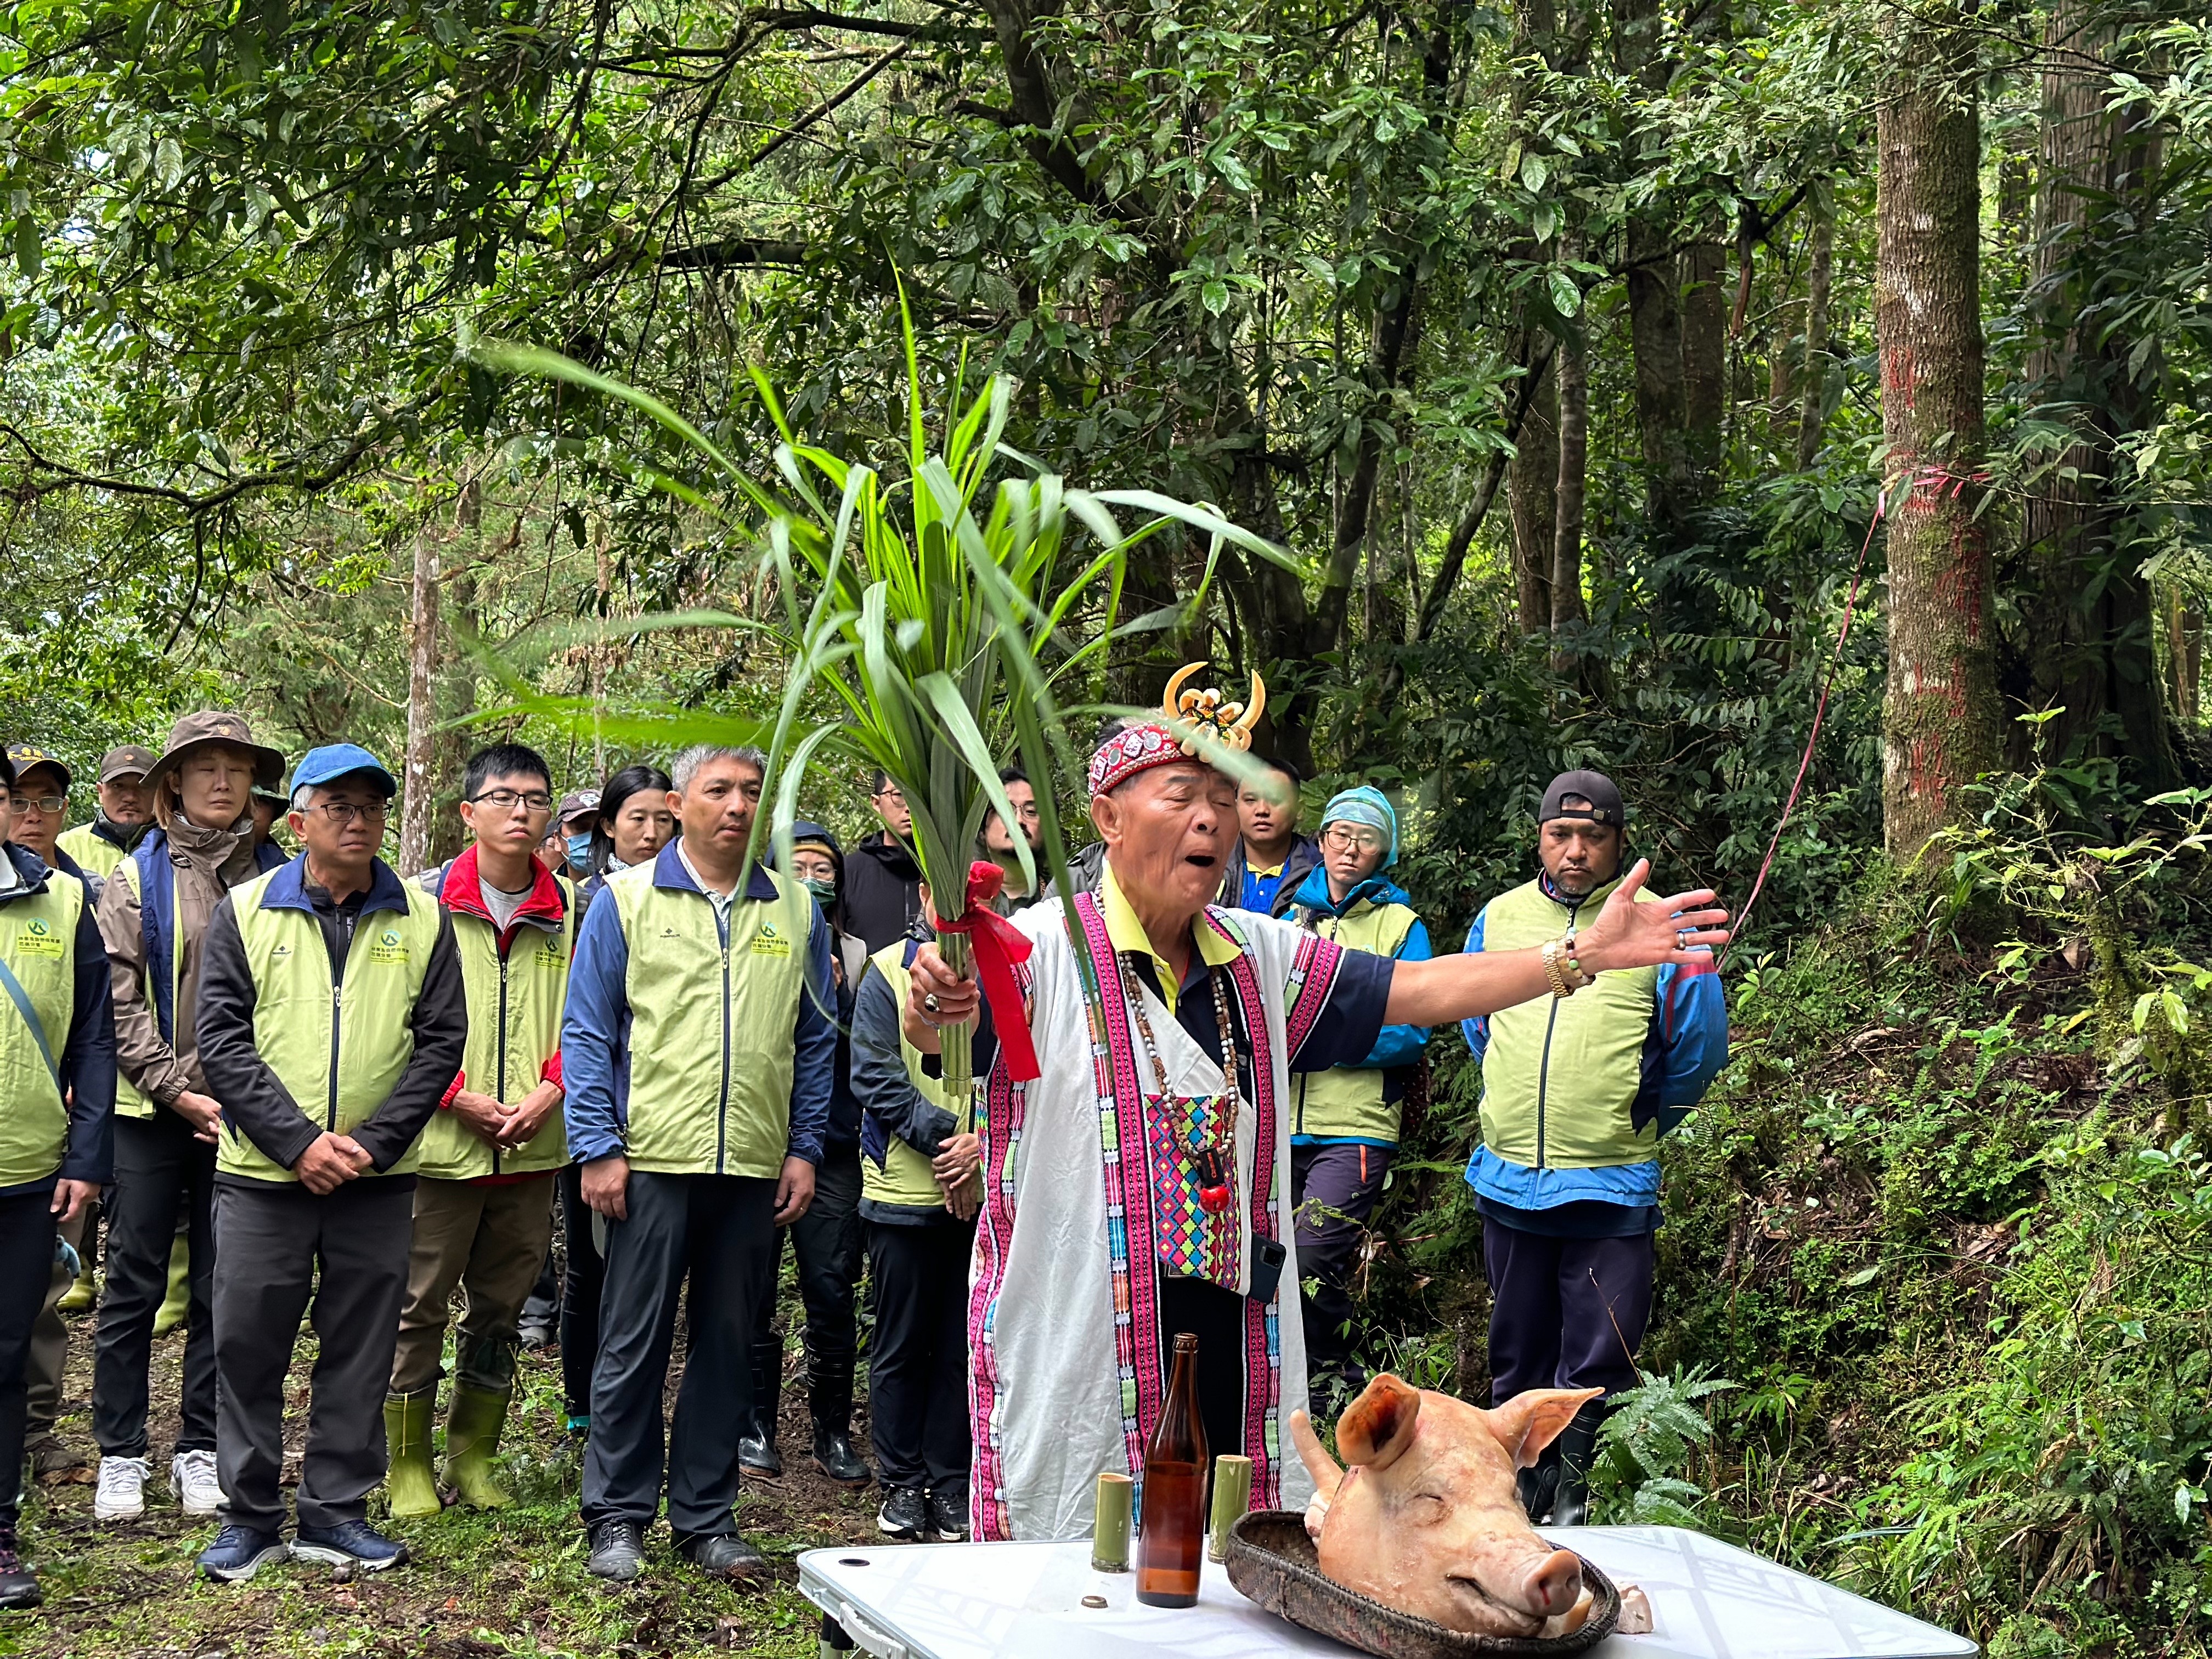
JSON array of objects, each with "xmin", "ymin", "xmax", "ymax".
[{"xmin": 1320, "ymin": 785, "xmax": 1398, "ymax": 868}]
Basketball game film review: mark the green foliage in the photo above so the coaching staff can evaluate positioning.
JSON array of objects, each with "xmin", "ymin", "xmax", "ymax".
[{"xmin": 1589, "ymin": 1368, "xmax": 1736, "ymax": 1529}]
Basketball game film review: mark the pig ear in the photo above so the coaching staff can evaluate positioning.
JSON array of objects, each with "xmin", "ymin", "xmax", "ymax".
[
  {"xmin": 1486, "ymin": 1387, "xmax": 1604, "ymax": 1470},
  {"xmin": 1336, "ymin": 1374, "xmax": 1422, "ymax": 1470}
]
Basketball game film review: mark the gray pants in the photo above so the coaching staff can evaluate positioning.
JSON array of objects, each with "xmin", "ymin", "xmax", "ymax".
[
  {"xmin": 213, "ymin": 1179, "xmax": 415, "ymax": 1533},
  {"xmin": 583, "ymin": 1171, "xmax": 776, "ymax": 1537}
]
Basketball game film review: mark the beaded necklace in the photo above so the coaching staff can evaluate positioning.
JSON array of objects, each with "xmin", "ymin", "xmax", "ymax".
[{"xmin": 1119, "ymin": 952, "xmax": 1240, "ymax": 1215}]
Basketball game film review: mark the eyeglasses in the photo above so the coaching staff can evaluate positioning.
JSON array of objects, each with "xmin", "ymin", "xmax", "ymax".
[
  {"xmin": 468, "ymin": 789, "xmax": 555, "ymax": 814},
  {"xmin": 302, "ymin": 802, "xmax": 389, "ymax": 826},
  {"xmin": 1321, "ymin": 825, "xmax": 1386, "ymax": 854},
  {"xmin": 10, "ymin": 796, "xmax": 66, "ymax": 815}
]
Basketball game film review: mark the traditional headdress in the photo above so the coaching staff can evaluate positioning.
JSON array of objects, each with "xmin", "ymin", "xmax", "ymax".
[{"xmin": 1085, "ymin": 663, "xmax": 1267, "ymax": 798}]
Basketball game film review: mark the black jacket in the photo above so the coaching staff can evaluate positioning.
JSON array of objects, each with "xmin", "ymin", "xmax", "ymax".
[
  {"xmin": 1221, "ymin": 833, "xmax": 1322, "ymax": 917},
  {"xmin": 197, "ymin": 859, "xmax": 466, "ymax": 1183},
  {"xmin": 843, "ymin": 830, "xmax": 925, "ymax": 955},
  {"xmin": 850, "ymin": 932, "xmax": 967, "ymax": 1226}
]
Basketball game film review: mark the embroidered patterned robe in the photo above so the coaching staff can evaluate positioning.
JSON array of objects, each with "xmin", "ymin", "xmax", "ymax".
[{"xmin": 967, "ymin": 886, "xmax": 1381, "ymax": 1543}]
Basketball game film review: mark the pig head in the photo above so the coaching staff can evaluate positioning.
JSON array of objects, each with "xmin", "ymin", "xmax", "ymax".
[{"xmin": 1288, "ymin": 1375, "xmax": 1600, "ymax": 1639}]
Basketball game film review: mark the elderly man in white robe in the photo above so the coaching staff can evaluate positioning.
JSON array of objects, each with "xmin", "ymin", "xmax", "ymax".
[{"xmin": 905, "ymin": 676, "xmax": 1729, "ymax": 1544}]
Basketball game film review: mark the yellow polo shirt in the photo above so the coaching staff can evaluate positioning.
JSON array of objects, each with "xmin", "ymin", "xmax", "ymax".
[{"xmin": 1099, "ymin": 861, "xmax": 1242, "ymax": 1015}]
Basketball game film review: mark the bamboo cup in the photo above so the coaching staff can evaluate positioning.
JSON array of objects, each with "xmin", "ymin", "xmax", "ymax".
[
  {"xmin": 1209, "ymin": 1454, "xmax": 1254, "ymax": 1562},
  {"xmin": 1092, "ymin": 1472, "xmax": 1134, "ymax": 1572}
]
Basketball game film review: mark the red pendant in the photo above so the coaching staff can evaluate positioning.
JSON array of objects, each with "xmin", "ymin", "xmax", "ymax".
[{"xmin": 1198, "ymin": 1182, "xmax": 1233, "ymax": 1216}]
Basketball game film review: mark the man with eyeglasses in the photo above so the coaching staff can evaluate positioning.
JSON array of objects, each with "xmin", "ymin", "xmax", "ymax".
[
  {"xmin": 192, "ymin": 744, "xmax": 465, "ymax": 1582},
  {"xmin": 1460, "ymin": 770, "xmax": 1728, "ymax": 1528},
  {"xmin": 383, "ymin": 744, "xmax": 574, "ymax": 1522},
  {"xmin": 58, "ymin": 746, "xmax": 160, "ymax": 882},
  {"xmin": 979, "ymin": 767, "xmax": 1044, "ymax": 909},
  {"xmin": 842, "ymin": 771, "xmax": 924, "ymax": 952},
  {"xmin": 1285, "ymin": 787, "xmax": 1433, "ymax": 1409}
]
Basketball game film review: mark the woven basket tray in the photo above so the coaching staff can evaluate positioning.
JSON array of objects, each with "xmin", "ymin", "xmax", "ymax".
[{"xmin": 1222, "ymin": 1511, "xmax": 1620, "ymax": 1659}]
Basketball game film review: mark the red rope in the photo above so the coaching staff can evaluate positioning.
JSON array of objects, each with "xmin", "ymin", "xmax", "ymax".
[{"xmin": 1719, "ymin": 488, "xmax": 1887, "ymax": 973}]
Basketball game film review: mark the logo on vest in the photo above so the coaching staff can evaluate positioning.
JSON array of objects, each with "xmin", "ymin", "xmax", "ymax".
[
  {"xmin": 751, "ymin": 922, "xmax": 791, "ymax": 958},
  {"xmin": 368, "ymin": 928, "xmax": 410, "ymax": 966},
  {"xmin": 13, "ymin": 917, "xmax": 63, "ymax": 960},
  {"xmin": 270, "ymin": 943, "xmax": 293, "ymax": 959}
]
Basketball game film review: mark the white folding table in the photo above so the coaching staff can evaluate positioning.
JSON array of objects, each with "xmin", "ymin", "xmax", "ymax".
[{"xmin": 797, "ymin": 1526, "xmax": 1978, "ymax": 1659}]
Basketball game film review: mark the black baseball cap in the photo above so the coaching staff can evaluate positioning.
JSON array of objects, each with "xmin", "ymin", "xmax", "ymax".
[{"xmin": 1540, "ymin": 769, "xmax": 1624, "ymax": 828}]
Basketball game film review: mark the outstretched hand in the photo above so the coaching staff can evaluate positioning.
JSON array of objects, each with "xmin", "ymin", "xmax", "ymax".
[{"xmin": 1575, "ymin": 859, "xmax": 1730, "ymax": 972}]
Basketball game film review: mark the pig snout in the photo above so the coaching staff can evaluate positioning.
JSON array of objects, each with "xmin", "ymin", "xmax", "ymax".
[
  {"xmin": 1521, "ymin": 1547, "xmax": 1584, "ymax": 1615},
  {"xmin": 1452, "ymin": 1536, "xmax": 1585, "ymax": 1621}
]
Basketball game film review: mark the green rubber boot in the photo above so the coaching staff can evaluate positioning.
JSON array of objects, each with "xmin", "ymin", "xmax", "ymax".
[
  {"xmin": 384, "ymin": 1388, "xmax": 443, "ymax": 1519},
  {"xmin": 441, "ymin": 1384, "xmax": 514, "ymax": 1511},
  {"xmin": 151, "ymin": 1233, "xmax": 190, "ymax": 1338}
]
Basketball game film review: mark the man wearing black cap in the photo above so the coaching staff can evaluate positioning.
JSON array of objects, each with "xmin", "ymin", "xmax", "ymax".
[
  {"xmin": 0, "ymin": 747, "xmax": 114, "ymax": 1606},
  {"xmin": 1458, "ymin": 770, "xmax": 1729, "ymax": 1528},
  {"xmin": 58, "ymin": 746, "xmax": 159, "ymax": 882}
]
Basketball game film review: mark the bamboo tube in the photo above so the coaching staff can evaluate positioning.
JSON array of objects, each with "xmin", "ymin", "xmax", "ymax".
[
  {"xmin": 1092, "ymin": 1472, "xmax": 1133, "ymax": 1572},
  {"xmin": 1209, "ymin": 1455, "xmax": 1253, "ymax": 1562}
]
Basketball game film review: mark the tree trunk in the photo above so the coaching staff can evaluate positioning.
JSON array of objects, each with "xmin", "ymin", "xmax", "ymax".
[
  {"xmin": 1550, "ymin": 318, "xmax": 1589, "ymax": 677},
  {"xmin": 2008, "ymin": 0, "xmax": 2177, "ymax": 789},
  {"xmin": 398, "ymin": 529, "xmax": 442, "ymax": 876},
  {"xmin": 1510, "ymin": 347, "xmax": 1558, "ymax": 634},
  {"xmin": 1680, "ymin": 229, "xmax": 1729, "ymax": 495},
  {"xmin": 1795, "ymin": 192, "xmax": 1835, "ymax": 469},
  {"xmin": 1611, "ymin": 0, "xmax": 1690, "ymax": 537},
  {"xmin": 1877, "ymin": 24, "xmax": 2004, "ymax": 860}
]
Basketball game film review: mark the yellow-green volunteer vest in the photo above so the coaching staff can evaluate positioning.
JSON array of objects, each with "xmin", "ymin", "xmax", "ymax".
[
  {"xmin": 217, "ymin": 871, "xmax": 444, "ymax": 1183},
  {"xmin": 607, "ymin": 862, "xmax": 814, "ymax": 1178},
  {"xmin": 1476, "ymin": 877, "xmax": 1661, "ymax": 1170},
  {"xmin": 415, "ymin": 872, "xmax": 576, "ymax": 1181},
  {"xmin": 859, "ymin": 943, "xmax": 969, "ymax": 1212},
  {"xmin": 1291, "ymin": 896, "xmax": 1419, "ymax": 1144},
  {"xmin": 0, "ymin": 877, "xmax": 84, "ymax": 1186},
  {"xmin": 58, "ymin": 823, "xmax": 127, "ymax": 882},
  {"xmin": 103, "ymin": 859, "xmax": 162, "ymax": 1121}
]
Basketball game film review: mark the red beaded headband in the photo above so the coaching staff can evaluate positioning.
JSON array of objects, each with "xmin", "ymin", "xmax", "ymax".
[{"xmin": 1085, "ymin": 664, "xmax": 1267, "ymax": 799}]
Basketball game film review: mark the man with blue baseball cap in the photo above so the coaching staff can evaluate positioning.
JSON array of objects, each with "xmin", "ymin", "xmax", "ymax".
[{"xmin": 191, "ymin": 744, "xmax": 465, "ymax": 1582}]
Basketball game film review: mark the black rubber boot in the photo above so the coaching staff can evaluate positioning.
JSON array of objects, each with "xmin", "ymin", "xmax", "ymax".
[
  {"xmin": 1517, "ymin": 1442, "xmax": 1561, "ymax": 1522},
  {"xmin": 1548, "ymin": 1400, "xmax": 1608, "ymax": 1527},
  {"xmin": 738, "ymin": 1335, "xmax": 784, "ymax": 1479}
]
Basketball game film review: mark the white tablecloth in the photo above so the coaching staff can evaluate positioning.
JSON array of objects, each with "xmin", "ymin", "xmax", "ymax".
[{"xmin": 797, "ymin": 1526, "xmax": 1978, "ymax": 1659}]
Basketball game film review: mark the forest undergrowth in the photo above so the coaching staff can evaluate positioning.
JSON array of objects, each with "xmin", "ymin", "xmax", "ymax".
[{"xmin": 1365, "ymin": 763, "xmax": 2212, "ymax": 1657}]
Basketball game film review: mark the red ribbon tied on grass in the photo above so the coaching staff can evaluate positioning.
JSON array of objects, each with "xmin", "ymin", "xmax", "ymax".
[{"xmin": 933, "ymin": 860, "xmax": 1040, "ymax": 1082}]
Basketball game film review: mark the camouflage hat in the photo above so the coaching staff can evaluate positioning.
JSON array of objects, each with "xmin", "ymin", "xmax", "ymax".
[
  {"xmin": 97, "ymin": 744, "xmax": 159, "ymax": 785},
  {"xmin": 144, "ymin": 712, "xmax": 287, "ymax": 797},
  {"xmin": 3, "ymin": 743, "xmax": 71, "ymax": 795}
]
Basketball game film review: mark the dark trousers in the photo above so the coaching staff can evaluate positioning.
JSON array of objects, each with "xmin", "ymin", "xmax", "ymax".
[
  {"xmin": 558, "ymin": 1162, "xmax": 606, "ymax": 1419},
  {"xmin": 1291, "ymin": 1142, "xmax": 1392, "ymax": 1393},
  {"xmin": 213, "ymin": 1179, "xmax": 415, "ymax": 1532},
  {"xmin": 93, "ymin": 1113, "xmax": 218, "ymax": 1457},
  {"xmin": 0, "ymin": 1189, "xmax": 57, "ymax": 1529},
  {"xmin": 865, "ymin": 1218, "xmax": 973, "ymax": 1491},
  {"xmin": 1481, "ymin": 1217, "xmax": 1655, "ymax": 1402},
  {"xmin": 584, "ymin": 1171, "xmax": 776, "ymax": 1536},
  {"xmin": 748, "ymin": 1149, "xmax": 863, "ymax": 1436}
]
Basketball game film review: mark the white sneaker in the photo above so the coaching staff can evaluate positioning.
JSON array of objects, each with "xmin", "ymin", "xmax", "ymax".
[
  {"xmin": 172, "ymin": 1448, "xmax": 224, "ymax": 1518},
  {"xmin": 94, "ymin": 1455, "xmax": 150, "ymax": 1522}
]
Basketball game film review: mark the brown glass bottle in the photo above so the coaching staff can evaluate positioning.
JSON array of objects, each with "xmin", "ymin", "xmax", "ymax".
[{"xmin": 1136, "ymin": 1332, "xmax": 1210, "ymax": 1608}]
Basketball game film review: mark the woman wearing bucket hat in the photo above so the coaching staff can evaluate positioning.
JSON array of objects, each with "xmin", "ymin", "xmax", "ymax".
[{"xmin": 89, "ymin": 713, "xmax": 289, "ymax": 1526}]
